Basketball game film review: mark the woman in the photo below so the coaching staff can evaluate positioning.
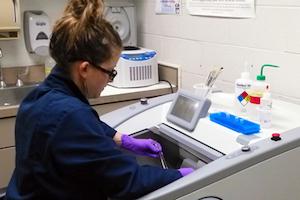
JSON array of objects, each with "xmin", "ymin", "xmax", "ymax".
[{"xmin": 6, "ymin": 0, "xmax": 193, "ymax": 199}]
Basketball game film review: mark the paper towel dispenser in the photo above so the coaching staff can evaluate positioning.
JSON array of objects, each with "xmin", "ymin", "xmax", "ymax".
[
  {"xmin": 24, "ymin": 11, "xmax": 51, "ymax": 56},
  {"xmin": 0, "ymin": 0, "xmax": 21, "ymax": 40}
]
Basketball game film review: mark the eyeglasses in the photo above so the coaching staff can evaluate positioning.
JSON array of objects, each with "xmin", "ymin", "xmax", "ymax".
[{"xmin": 90, "ymin": 62, "xmax": 117, "ymax": 81}]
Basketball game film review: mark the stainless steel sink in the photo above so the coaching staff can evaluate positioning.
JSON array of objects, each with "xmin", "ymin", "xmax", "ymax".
[{"xmin": 0, "ymin": 84, "xmax": 38, "ymax": 106}]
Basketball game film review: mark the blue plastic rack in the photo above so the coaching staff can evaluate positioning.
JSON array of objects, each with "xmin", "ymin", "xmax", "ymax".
[{"xmin": 209, "ymin": 112, "xmax": 260, "ymax": 135}]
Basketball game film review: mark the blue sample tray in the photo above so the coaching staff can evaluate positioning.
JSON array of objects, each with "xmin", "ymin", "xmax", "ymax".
[{"xmin": 209, "ymin": 112, "xmax": 260, "ymax": 135}]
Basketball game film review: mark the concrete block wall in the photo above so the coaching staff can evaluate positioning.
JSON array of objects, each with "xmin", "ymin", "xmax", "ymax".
[
  {"xmin": 134, "ymin": 0, "xmax": 300, "ymax": 103},
  {"xmin": 1, "ymin": 0, "xmax": 299, "ymax": 103}
]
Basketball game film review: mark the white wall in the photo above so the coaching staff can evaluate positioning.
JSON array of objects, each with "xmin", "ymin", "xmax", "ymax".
[
  {"xmin": 134, "ymin": 0, "xmax": 300, "ymax": 103},
  {"xmin": 0, "ymin": 0, "xmax": 67, "ymax": 67}
]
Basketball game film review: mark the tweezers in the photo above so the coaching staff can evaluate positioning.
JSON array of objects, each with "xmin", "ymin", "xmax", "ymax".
[{"xmin": 159, "ymin": 152, "xmax": 168, "ymax": 169}]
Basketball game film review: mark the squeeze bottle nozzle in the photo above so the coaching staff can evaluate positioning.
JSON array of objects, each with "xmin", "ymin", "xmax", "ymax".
[{"xmin": 257, "ymin": 64, "xmax": 280, "ymax": 81}]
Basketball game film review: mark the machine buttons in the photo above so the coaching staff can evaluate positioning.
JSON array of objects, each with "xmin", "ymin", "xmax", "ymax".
[
  {"xmin": 241, "ymin": 145, "xmax": 251, "ymax": 152},
  {"xmin": 271, "ymin": 133, "xmax": 281, "ymax": 141},
  {"xmin": 226, "ymin": 145, "xmax": 258, "ymax": 159},
  {"xmin": 140, "ymin": 98, "xmax": 148, "ymax": 105}
]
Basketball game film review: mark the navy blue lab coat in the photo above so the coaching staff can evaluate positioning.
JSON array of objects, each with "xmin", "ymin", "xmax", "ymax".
[{"xmin": 6, "ymin": 66, "xmax": 181, "ymax": 200}]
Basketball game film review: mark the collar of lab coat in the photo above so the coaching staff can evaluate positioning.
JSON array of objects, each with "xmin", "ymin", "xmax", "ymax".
[{"xmin": 44, "ymin": 65, "xmax": 90, "ymax": 106}]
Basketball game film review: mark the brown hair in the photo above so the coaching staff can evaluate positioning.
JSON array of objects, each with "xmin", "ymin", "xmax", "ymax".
[{"xmin": 50, "ymin": 0, "xmax": 122, "ymax": 69}]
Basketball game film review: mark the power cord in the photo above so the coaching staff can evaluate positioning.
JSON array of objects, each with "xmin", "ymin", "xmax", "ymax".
[{"xmin": 160, "ymin": 80, "xmax": 174, "ymax": 93}]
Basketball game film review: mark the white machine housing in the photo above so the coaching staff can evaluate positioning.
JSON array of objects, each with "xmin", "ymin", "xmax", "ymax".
[
  {"xmin": 104, "ymin": 0, "xmax": 137, "ymax": 47},
  {"xmin": 24, "ymin": 11, "xmax": 50, "ymax": 56},
  {"xmin": 102, "ymin": 92, "xmax": 300, "ymax": 200},
  {"xmin": 105, "ymin": 1, "xmax": 160, "ymax": 88},
  {"xmin": 109, "ymin": 48, "xmax": 159, "ymax": 88}
]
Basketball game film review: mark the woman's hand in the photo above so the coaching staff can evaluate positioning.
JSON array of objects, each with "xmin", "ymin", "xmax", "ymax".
[{"xmin": 120, "ymin": 134, "xmax": 162, "ymax": 158}]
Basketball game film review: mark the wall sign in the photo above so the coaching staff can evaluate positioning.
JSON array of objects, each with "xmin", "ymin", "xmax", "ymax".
[
  {"xmin": 156, "ymin": 0, "xmax": 181, "ymax": 15},
  {"xmin": 187, "ymin": 0, "xmax": 255, "ymax": 18}
]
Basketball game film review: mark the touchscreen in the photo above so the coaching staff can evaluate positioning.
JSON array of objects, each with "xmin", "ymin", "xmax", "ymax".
[{"xmin": 170, "ymin": 95, "xmax": 199, "ymax": 122}]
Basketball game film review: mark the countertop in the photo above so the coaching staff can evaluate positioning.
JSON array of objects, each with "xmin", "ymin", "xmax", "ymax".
[{"xmin": 0, "ymin": 82, "xmax": 175, "ymax": 119}]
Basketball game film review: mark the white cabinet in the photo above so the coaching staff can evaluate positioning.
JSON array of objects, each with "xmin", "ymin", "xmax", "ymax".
[{"xmin": 0, "ymin": 0, "xmax": 21, "ymax": 40}]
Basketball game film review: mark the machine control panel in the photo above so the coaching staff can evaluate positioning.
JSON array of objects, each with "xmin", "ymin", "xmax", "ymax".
[
  {"xmin": 166, "ymin": 90, "xmax": 211, "ymax": 131},
  {"xmin": 121, "ymin": 51, "xmax": 156, "ymax": 61}
]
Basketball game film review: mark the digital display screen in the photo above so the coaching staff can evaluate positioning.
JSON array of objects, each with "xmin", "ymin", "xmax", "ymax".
[{"xmin": 170, "ymin": 95, "xmax": 199, "ymax": 122}]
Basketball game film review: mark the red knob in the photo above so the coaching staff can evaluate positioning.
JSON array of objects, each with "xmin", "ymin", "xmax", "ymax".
[{"xmin": 271, "ymin": 133, "xmax": 281, "ymax": 141}]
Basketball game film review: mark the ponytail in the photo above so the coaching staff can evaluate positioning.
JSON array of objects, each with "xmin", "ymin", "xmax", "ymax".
[
  {"xmin": 64, "ymin": 0, "xmax": 104, "ymax": 24},
  {"xmin": 50, "ymin": 0, "xmax": 122, "ymax": 69}
]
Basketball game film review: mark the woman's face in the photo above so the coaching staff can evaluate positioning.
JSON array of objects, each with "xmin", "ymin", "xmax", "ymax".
[{"xmin": 85, "ymin": 50, "xmax": 121, "ymax": 98}]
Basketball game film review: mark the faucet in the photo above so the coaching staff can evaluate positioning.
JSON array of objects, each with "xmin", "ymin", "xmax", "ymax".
[
  {"xmin": 16, "ymin": 73, "xmax": 24, "ymax": 87},
  {"xmin": 0, "ymin": 48, "xmax": 6, "ymax": 89},
  {"xmin": 16, "ymin": 66, "xmax": 30, "ymax": 87}
]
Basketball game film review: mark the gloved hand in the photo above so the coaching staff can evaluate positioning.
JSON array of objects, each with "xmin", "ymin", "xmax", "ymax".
[
  {"xmin": 178, "ymin": 168, "xmax": 194, "ymax": 177},
  {"xmin": 121, "ymin": 134, "xmax": 162, "ymax": 158}
]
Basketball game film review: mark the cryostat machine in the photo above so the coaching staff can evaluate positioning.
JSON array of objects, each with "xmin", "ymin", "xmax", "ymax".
[{"xmin": 102, "ymin": 90, "xmax": 300, "ymax": 200}]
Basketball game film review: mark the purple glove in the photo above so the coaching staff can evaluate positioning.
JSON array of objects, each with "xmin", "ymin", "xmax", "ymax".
[
  {"xmin": 178, "ymin": 168, "xmax": 194, "ymax": 177},
  {"xmin": 121, "ymin": 134, "xmax": 162, "ymax": 158}
]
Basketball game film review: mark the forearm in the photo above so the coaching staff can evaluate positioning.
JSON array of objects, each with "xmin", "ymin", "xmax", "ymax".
[{"xmin": 113, "ymin": 132, "xmax": 123, "ymax": 146}]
